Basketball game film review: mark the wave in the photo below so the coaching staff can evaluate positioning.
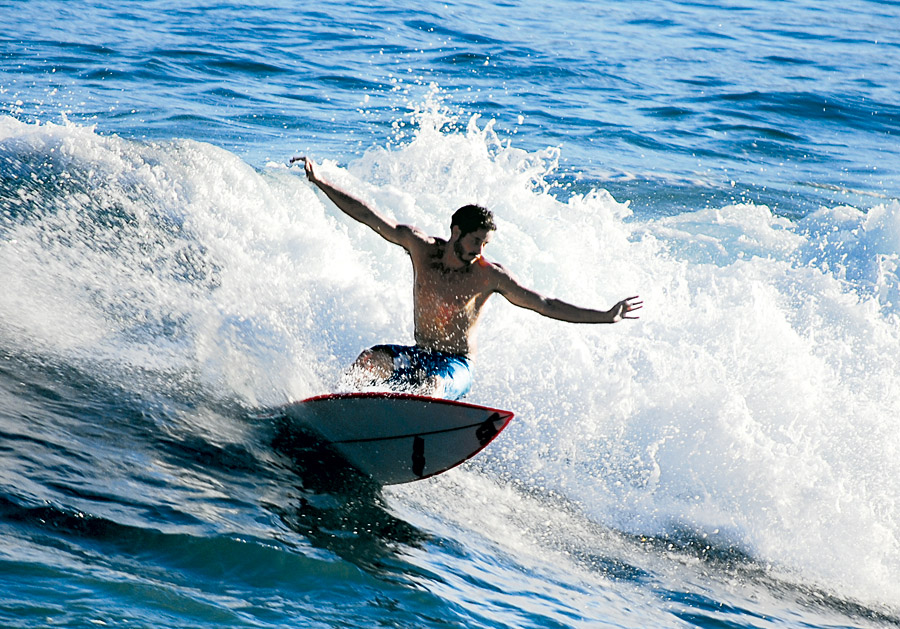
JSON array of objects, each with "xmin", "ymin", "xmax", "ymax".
[{"xmin": 2, "ymin": 108, "xmax": 899, "ymax": 614}]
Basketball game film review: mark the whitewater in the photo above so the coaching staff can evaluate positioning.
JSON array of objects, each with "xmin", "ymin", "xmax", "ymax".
[{"xmin": 2, "ymin": 0, "xmax": 900, "ymax": 626}]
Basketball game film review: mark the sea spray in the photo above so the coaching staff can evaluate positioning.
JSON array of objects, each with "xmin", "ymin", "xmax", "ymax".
[
  {"xmin": 331, "ymin": 103, "xmax": 900, "ymax": 609},
  {"xmin": 1, "ymin": 116, "xmax": 346, "ymax": 404},
  {"xmin": 3, "ymin": 106, "xmax": 899, "ymax": 612}
]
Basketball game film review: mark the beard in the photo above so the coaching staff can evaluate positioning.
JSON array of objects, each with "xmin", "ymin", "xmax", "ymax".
[{"xmin": 453, "ymin": 239, "xmax": 475, "ymax": 264}]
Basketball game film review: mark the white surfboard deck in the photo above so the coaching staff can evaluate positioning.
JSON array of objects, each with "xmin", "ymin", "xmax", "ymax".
[{"xmin": 280, "ymin": 392, "xmax": 514, "ymax": 485}]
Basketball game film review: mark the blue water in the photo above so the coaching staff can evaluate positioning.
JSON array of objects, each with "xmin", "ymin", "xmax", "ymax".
[{"xmin": 2, "ymin": 0, "xmax": 899, "ymax": 627}]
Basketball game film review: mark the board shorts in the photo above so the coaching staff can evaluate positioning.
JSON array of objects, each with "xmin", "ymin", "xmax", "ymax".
[{"xmin": 370, "ymin": 344, "xmax": 473, "ymax": 401}]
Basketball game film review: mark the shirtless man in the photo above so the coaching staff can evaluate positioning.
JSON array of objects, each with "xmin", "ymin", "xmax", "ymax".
[{"xmin": 296, "ymin": 157, "xmax": 642, "ymax": 400}]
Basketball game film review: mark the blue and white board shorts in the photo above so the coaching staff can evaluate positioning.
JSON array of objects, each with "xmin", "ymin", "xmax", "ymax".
[{"xmin": 371, "ymin": 344, "xmax": 473, "ymax": 401}]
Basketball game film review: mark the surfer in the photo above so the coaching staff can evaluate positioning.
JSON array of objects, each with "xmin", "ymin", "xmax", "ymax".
[{"xmin": 294, "ymin": 157, "xmax": 642, "ymax": 399}]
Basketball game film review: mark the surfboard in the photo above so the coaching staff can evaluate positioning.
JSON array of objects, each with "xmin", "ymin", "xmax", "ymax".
[{"xmin": 278, "ymin": 392, "xmax": 514, "ymax": 485}]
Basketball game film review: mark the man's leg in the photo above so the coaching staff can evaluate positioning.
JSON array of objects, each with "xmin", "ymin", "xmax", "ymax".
[
  {"xmin": 351, "ymin": 346, "xmax": 395, "ymax": 380},
  {"xmin": 337, "ymin": 345, "xmax": 398, "ymax": 392}
]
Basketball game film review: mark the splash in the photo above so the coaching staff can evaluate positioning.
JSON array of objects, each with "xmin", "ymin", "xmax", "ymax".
[
  {"xmin": 2, "ymin": 105, "xmax": 899, "ymax": 612},
  {"xmin": 0, "ymin": 116, "xmax": 367, "ymax": 405},
  {"xmin": 335, "ymin": 99, "xmax": 900, "ymax": 610}
]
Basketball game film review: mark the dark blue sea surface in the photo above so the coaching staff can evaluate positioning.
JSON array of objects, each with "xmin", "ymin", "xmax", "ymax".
[{"xmin": 2, "ymin": 1, "xmax": 899, "ymax": 627}]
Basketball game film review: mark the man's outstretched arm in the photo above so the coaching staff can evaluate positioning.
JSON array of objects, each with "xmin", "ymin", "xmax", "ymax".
[
  {"xmin": 494, "ymin": 266, "xmax": 642, "ymax": 324},
  {"xmin": 293, "ymin": 156, "xmax": 418, "ymax": 248}
]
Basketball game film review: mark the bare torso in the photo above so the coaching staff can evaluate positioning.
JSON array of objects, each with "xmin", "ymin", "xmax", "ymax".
[{"xmin": 408, "ymin": 238, "xmax": 496, "ymax": 357}]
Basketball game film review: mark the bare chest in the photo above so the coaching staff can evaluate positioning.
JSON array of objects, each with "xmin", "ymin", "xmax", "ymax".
[{"xmin": 412, "ymin": 255, "xmax": 489, "ymax": 307}]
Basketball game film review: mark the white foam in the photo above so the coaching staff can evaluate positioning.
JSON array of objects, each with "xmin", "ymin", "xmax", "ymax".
[
  {"xmin": 2, "ymin": 108, "xmax": 899, "ymax": 610},
  {"xmin": 338, "ymin": 105, "xmax": 900, "ymax": 609}
]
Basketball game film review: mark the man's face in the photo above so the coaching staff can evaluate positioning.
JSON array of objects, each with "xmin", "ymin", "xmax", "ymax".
[{"xmin": 452, "ymin": 227, "xmax": 493, "ymax": 264}]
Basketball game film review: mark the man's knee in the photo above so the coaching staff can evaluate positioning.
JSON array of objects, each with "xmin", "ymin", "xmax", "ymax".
[{"xmin": 353, "ymin": 347, "xmax": 394, "ymax": 378}]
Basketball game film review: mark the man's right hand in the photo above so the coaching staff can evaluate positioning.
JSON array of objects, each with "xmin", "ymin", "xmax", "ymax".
[{"xmin": 290, "ymin": 156, "xmax": 318, "ymax": 184}]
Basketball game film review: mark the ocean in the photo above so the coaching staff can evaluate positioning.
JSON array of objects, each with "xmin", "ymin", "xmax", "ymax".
[{"xmin": 2, "ymin": 0, "xmax": 899, "ymax": 626}]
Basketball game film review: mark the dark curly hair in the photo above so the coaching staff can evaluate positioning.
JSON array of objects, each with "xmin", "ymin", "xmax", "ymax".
[{"xmin": 451, "ymin": 204, "xmax": 496, "ymax": 235}]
